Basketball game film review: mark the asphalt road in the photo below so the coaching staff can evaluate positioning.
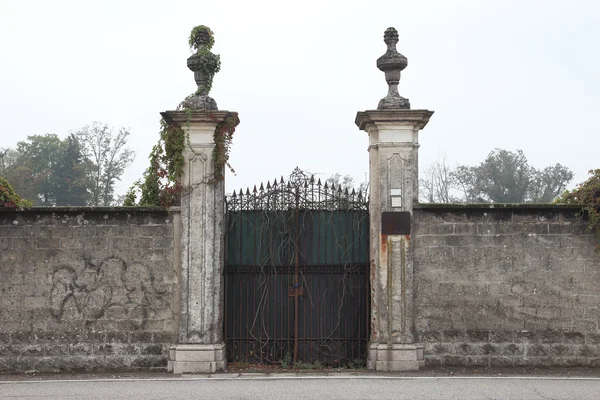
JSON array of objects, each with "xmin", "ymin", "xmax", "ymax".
[{"xmin": 2, "ymin": 376, "xmax": 600, "ymax": 400}]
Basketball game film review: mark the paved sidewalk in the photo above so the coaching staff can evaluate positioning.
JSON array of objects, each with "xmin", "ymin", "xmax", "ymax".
[{"xmin": 2, "ymin": 374, "xmax": 600, "ymax": 400}]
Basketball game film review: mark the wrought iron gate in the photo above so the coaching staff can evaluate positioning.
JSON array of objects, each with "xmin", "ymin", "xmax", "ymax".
[{"xmin": 224, "ymin": 169, "xmax": 369, "ymax": 367}]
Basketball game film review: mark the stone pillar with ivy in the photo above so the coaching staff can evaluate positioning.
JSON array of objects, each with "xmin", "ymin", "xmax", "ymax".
[
  {"xmin": 162, "ymin": 25, "xmax": 239, "ymax": 374},
  {"xmin": 356, "ymin": 28, "xmax": 434, "ymax": 371}
]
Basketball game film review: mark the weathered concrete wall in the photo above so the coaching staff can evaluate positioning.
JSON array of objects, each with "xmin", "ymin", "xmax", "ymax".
[
  {"xmin": 0, "ymin": 208, "xmax": 179, "ymax": 373},
  {"xmin": 413, "ymin": 204, "xmax": 600, "ymax": 367}
]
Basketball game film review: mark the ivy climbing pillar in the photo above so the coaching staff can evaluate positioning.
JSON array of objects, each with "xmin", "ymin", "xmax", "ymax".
[
  {"xmin": 356, "ymin": 28, "xmax": 433, "ymax": 371},
  {"xmin": 163, "ymin": 25, "xmax": 239, "ymax": 374}
]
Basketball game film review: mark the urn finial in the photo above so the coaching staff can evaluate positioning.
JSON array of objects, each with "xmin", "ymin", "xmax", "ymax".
[
  {"xmin": 181, "ymin": 25, "xmax": 221, "ymax": 111},
  {"xmin": 376, "ymin": 27, "xmax": 410, "ymax": 110}
]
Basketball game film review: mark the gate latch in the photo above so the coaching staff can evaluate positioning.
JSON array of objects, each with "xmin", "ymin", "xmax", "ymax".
[{"xmin": 288, "ymin": 284, "xmax": 304, "ymax": 297}]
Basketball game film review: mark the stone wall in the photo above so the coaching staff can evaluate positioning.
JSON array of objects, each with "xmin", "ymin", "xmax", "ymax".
[
  {"xmin": 413, "ymin": 204, "xmax": 600, "ymax": 367},
  {"xmin": 4, "ymin": 202, "xmax": 600, "ymax": 372},
  {"xmin": 0, "ymin": 208, "xmax": 179, "ymax": 373}
]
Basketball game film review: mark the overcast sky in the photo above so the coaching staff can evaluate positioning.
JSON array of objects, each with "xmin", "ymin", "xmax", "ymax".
[{"xmin": 1, "ymin": 0, "xmax": 598, "ymax": 196}]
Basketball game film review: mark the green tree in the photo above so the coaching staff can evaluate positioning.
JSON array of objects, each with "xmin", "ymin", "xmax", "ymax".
[
  {"xmin": 54, "ymin": 134, "xmax": 90, "ymax": 206},
  {"xmin": 76, "ymin": 122, "xmax": 135, "ymax": 206},
  {"xmin": 10, "ymin": 134, "xmax": 93, "ymax": 206},
  {"xmin": 452, "ymin": 149, "xmax": 573, "ymax": 203},
  {"xmin": 17, "ymin": 134, "xmax": 65, "ymax": 205},
  {"xmin": 529, "ymin": 164, "xmax": 575, "ymax": 202}
]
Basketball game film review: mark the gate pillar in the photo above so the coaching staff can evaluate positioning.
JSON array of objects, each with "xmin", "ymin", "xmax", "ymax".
[
  {"xmin": 162, "ymin": 25, "xmax": 240, "ymax": 374},
  {"xmin": 161, "ymin": 110, "xmax": 238, "ymax": 374},
  {"xmin": 356, "ymin": 27, "xmax": 433, "ymax": 371}
]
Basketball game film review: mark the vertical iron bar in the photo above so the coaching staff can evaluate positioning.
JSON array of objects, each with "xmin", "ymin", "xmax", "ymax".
[
  {"xmin": 351, "ymin": 265, "xmax": 355, "ymax": 363},
  {"xmin": 280, "ymin": 208, "xmax": 293, "ymax": 355},
  {"xmin": 224, "ymin": 211, "xmax": 229, "ymax": 360},
  {"xmin": 330, "ymin": 211, "xmax": 334, "ymax": 362},
  {"xmin": 293, "ymin": 187, "xmax": 300, "ymax": 365},
  {"xmin": 237, "ymin": 215, "xmax": 242, "ymax": 361},
  {"xmin": 253, "ymin": 210, "xmax": 261, "ymax": 364},
  {"xmin": 238, "ymin": 236, "xmax": 243, "ymax": 361},
  {"xmin": 314, "ymin": 212, "xmax": 319, "ymax": 363},
  {"xmin": 301, "ymin": 211, "xmax": 305, "ymax": 362},
  {"xmin": 367, "ymin": 210, "xmax": 370, "ymax": 358}
]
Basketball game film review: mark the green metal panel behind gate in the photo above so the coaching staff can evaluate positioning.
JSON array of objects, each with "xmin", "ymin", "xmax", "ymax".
[{"xmin": 225, "ymin": 169, "xmax": 369, "ymax": 367}]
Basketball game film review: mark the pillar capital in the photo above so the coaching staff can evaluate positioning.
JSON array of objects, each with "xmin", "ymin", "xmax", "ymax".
[
  {"xmin": 161, "ymin": 110, "xmax": 238, "ymax": 127},
  {"xmin": 356, "ymin": 109, "xmax": 434, "ymax": 149},
  {"xmin": 355, "ymin": 109, "xmax": 434, "ymax": 132},
  {"xmin": 161, "ymin": 111, "xmax": 239, "ymax": 149}
]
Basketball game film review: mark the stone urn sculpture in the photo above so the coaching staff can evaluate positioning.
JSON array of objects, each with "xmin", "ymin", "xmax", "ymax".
[
  {"xmin": 181, "ymin": 25, "xmax": 221, "ymax": 110},
  {"xmin": 377, "ymin": 27, "xmax": 410, "ymax": 110}
]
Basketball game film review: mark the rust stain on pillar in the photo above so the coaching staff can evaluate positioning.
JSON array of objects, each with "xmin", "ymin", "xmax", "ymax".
[
  {"xmin": 370, "ymin": 258, "xmax": 378, "ymax": 340},
  {"xmin": 400, "ymin": 235, "xmax": 408, "ymax": 335},
  {"xmin": 380, "ymin": 234, "xmax": 388, "ymax": 251},
  {"xmin": 386, "ymin": 234, "xmax": 393, "ymax": 342}
]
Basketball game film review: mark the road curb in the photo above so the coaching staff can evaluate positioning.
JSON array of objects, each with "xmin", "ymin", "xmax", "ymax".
[{"xmin": 3, "ymin": 374, "xmax": 600, "ymax": 384}]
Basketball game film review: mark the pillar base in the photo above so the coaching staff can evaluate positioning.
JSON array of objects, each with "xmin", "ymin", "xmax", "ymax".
[
  {"xmin": 367, "ymin": 343, "xmax": 424, "ymax": 371},
  {"xmin": 169, "ymin": 343, "xmax": 226, "ymax": 374}
]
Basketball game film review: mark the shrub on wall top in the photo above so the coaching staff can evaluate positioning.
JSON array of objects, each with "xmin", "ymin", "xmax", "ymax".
[
  {"xmin": 0, "ymin": 176, "xmax": 32, "ymax": 208},
  {"xmin": 559, "ymin": 169, "xmax": 600, "ymax": 241}
]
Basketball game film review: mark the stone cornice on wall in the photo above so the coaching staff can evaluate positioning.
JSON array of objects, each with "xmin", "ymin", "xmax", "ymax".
[
  {"xmin": 0, "ymin": 206, "xmax": 178, "ymax": 213},
  {"xmin": 415, "ymin": 203, "xmax": 581, "ymax": 211}
]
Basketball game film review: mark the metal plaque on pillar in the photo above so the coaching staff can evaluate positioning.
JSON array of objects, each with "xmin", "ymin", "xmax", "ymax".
[{"xmin": 382, "ymin": 211, "xmax": 411, "ymax": 235}]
